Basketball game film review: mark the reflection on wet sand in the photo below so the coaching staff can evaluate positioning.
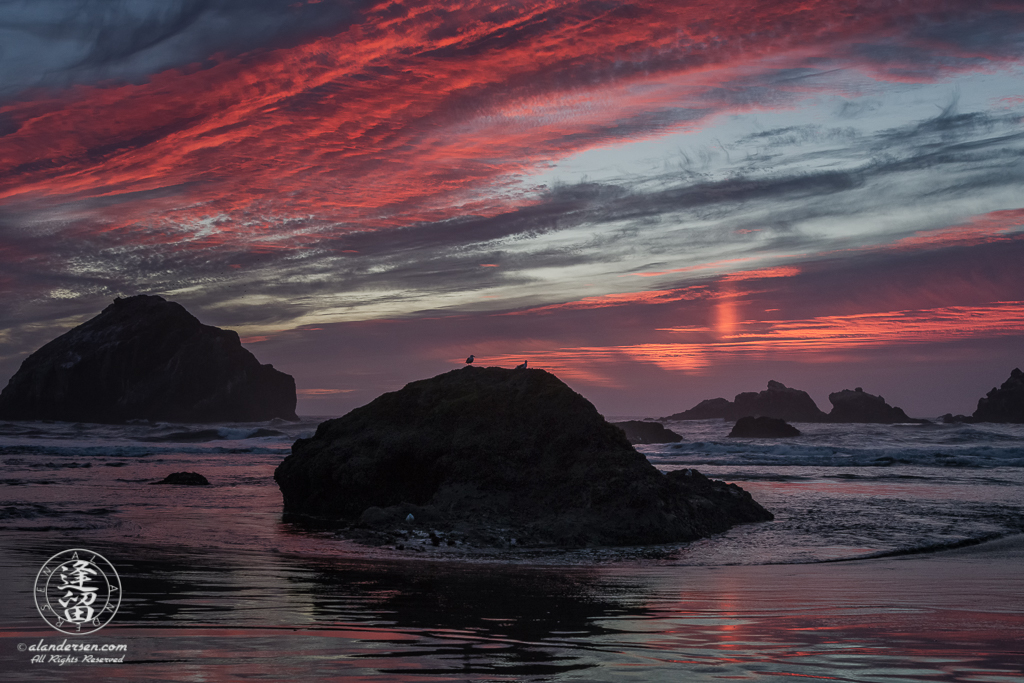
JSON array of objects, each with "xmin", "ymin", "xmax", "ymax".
[{"xmin": 2, "ymin": 537, "xmax": 1022, "ymax": 681}]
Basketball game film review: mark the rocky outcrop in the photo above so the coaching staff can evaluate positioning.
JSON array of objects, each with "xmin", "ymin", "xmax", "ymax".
[
  {"xmin": 729, "ymin": 416, "xmax": 801, "ymax": 438},
  {"xmin": 661, "ymin": 381, "xmax": 826, "ymax": 422},
  {"xmin": 611, "ymin": 420, "xmax": 682, "ymax": 444},
  {"xmin": 826, "ymin": 388, "xmax": 922, "ymax": 423},
  {"xmin": 661, "ymin": 397, "xmax": 734, "ymax": 421},
  {"xmin": 0, "ymin": 295, "xmax": 298, "ymax": 423},
  {"xmin": 275, "ymin": 367, "xmax": 773, "ymax": 548},
  {"xmin": 972, "ymin": 368, "xmax": 1024, "ymax": 423},
  {"xmin": 152, "ymin": 472, "xmax": 210, "ymax": 485},
  {"xmin": 734, "ymin": 381, "xmax": 828, "ymax": 421}
]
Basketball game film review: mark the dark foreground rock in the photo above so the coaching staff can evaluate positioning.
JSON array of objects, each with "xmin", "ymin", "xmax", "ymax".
[
  {"xmin": 0, "ymin": 295, "xmax": 298, "ymax": 423},
  {"xmin": 152, "ymin": 472, "xmax": 210, "ymax": 485},
  {"xmin": 611, "ymin": 420, "xmax": 682, "ymax": 444},
  {"xmin": 729, "ymin": 416, "xmax": 801, "ymax": 438},
  {"xmin": 275, "ymin": 367, "xmax": 773, "ymax": 548},
  {"xmin": 972, "ymin": 368, "xmax": 1024, "ymax": 423},
  {"xmin": 661, "ymin": 381, "xmax": 826, "ymax": 422},
  {"xmin": 826, "ymin": 388, "xmax": 924, "ymax": 424}
]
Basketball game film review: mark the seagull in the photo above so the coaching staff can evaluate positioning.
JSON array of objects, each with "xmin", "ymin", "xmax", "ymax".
[
  {"xmin": 465, "ymin": 355, "xmax": 475, "ymax": 364},
  {"xmin": 516, "ymin": 361, "xmax": 527, "ymax": 369}
]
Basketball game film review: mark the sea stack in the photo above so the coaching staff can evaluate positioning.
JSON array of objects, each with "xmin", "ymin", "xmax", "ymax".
[
  {"xmin": 661, "ymin": 380, "xmax": 826, "ymax": 422},
  {"xmin": 0, "ymin": 295, "xmax": 298, "ymax": 423},
  {"xmin": 972, "ymin": 368, "xmax": 1024, "ymax": 423},
  {"xmin": 275, "ymin": 367, "xmax": 773, "ymax": 548},
  {"xmin": 826, "ymin": 387, "xmax": 920, "ymax": 424}
]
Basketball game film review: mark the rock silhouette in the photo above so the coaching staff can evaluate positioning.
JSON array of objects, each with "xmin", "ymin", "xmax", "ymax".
[
  {"xmin": 972, "ymin": 368, "xmax": 1024, "ymax": 423},
  {"xmin": 611, "ymin": 420, "xmax": 682, "ymax": 444},
  {"xmin": 0, "ymin": 295, "xmax": 298, "ymax": 423},
  {"xmin": 152, "ymin": 472, "xmax": 210, "ymax": 486},
  {"xmin": 729, "ymin": 416, "xmax": 801, "ymax": 438},
  {"xmin": 661, "ymin": 380, "xmax": 826, "ymax": 422},
  {"xmin": 826, "ymin": 387, "xmax": 921, "ymax": 424},
  {"xmin": 275, "ymin": 367, "xmax": 772, "ymax": 548}
]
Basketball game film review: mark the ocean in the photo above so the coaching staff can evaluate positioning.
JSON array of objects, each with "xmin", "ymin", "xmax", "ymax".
[{"xmin": 1, "ymin": 417, "xmax": 1022, "ymax": 681}]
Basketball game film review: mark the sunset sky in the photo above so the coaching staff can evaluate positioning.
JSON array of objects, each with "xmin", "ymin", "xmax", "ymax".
[{"xmin": 1, "ymin": 0, "xmax": 1023, "ymax": 418}]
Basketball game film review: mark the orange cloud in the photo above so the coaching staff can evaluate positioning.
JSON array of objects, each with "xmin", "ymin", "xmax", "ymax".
[
  {"xmin": 889, "ymin": 209, "xmax": 1024, "ymax": 251},
  {"xmin": 493, "ymin": 301, "xmax": 1024, "ymax": 376},
  {"xmin": 722, "ymin": 266, "xmax": 801, "ymax": 282},
  {"xmin": 506, "ymin": 285, "xmax": 712, "ymax": 315}
]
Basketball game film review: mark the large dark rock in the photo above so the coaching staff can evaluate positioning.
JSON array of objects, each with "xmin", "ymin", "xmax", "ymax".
[
  {"xmin": 0, "ymin": 295, "xmax": 298, "ymax": 423},
  {"xmin": 826, "ymin": 387, "xmax": 921, "ymax": 423},
  {"xmin": 611, "ymin": 420, "xmax": 682, "ymax": 444},
  {"xmin": 661, "ymin": 380, "xmax": 826, "ymax": 422},
  {"xmin": 972, "ymin": 368, "xmax": 1024, "ymax": 423},
  {"xmin": 275, "ymin": 367, "xmax": 772, "ymax": 548},
  {"xmin": 729, "ymin": 416, "xmax": 801, "ymax": 438}
]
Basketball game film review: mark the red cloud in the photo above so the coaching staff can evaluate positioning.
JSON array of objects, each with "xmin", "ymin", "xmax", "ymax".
[{"xmin": 3, "ymin": 0, "xmax": 1019, "ymax": 255}]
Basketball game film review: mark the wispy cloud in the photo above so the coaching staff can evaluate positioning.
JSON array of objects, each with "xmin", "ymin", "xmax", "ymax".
[{"xmin": 2, "ymin": 1, "xmax": 1023, "ymax": 416}]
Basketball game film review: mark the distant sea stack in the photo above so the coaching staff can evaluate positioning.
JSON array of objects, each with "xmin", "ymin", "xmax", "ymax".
[
  {"xmin": 661, "ymin": 380, "xmax": 826, "ymax": 422},
  {"xmin": 972, "ymin": 368, "xmax": 1024, "ymax": 423},
  {"xmin": 0, "ymin": 295, "xmax": 298, "ymax": 423},
  {"xmin": 275, "ymin": 367, "xmax": 772, "ymax": 548},
  {"xmin": 825, "ymin": 388, "xmax": 922, "ymax": 424}
]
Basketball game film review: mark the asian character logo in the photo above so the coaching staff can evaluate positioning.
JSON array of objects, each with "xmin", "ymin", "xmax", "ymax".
[{"xmin": 34, "ymin": 549, "xmax": 121, "ymax": 635}]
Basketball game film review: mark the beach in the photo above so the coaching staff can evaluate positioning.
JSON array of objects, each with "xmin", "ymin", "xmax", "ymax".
[
  {"xmin": 1, "ymin": 418, "xmax": 1022, "ymax": 681},
  {"xmin": 3, "ymin": 534, "xmax": 1022, "ymax": 681}
]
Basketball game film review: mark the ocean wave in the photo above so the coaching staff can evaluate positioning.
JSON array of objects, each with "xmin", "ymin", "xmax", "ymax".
[
  {"xmin": 812, "ymin": 532, "xmax": 1010, "ymax": 563},
  {"xmin": 642, "ymin": 440, "xmax": 1024, "ymax": 468},
  {"xmin": 139, "ymin": 427, "xmax": 288, "ymax": 442},
  {"xmin": 0, "ymin": 503, "xmax": 118, "ymax": 531},
  {"xmin": 0, "ymin": 444, "xmax": 285, "ymax": 459}
]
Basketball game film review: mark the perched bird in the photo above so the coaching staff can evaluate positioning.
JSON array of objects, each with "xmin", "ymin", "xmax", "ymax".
[
  {"xmin": 516, "ymin": 361, "xmax": 527, "ymax": 369},
  {"xmin": 465, "ymin": 355, "xmax": 475, "ymax": 364}
]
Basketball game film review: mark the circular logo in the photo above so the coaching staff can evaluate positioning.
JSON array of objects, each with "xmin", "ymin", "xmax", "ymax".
[{"xmin": 34, "ymin": 549, "xmax": 121, "ymax": 635}]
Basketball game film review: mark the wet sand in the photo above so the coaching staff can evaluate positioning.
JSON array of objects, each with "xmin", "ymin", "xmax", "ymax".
[{"xmin": 2, "ymin": 533, "xmax": 1022, "ymax": 682}]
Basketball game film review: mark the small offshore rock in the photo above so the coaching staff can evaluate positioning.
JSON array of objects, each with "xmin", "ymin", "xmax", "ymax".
[
  {"xmin": 729, "ymin": 416, "xmax": 801, "ymax": 438},
  {"xmin": 611, "ymin": 420, "xmax": 682, "ymax": 444},
  {"xmin": 152, "ymin": 471, "xmax": 210, "ymax": 486}
]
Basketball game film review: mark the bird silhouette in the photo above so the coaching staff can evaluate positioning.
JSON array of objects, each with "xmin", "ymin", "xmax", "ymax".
[
  {"xmin": 465, "ymin": 355, "xmax": 475, "ymax": 364},
  {"xmin": 515, "ymin": 361, "xmax": 527, "ymax": 369}
]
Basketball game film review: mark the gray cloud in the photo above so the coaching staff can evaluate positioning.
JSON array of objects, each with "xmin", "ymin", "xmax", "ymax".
[
  {"xmin": 0, "ymin": 0, "xmax": 368, "ymax": 100},
  {"xmin": 2, "ymin": 103, "xmax": 1022, "ymax": 341}
]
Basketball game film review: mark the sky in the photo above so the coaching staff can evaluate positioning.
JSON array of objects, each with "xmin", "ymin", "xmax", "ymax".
[{"xmin": 1, "ymin": 0, "xmax": 1023, "ymax": 419}]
